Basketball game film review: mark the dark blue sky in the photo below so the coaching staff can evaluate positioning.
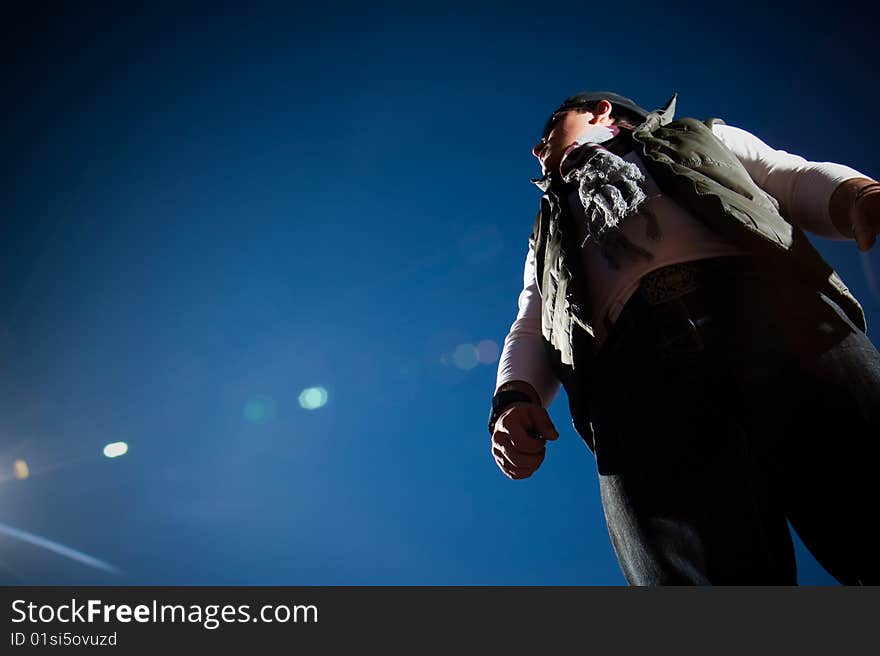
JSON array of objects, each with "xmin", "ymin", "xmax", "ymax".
[{"xmin": 1, "ymin": 2, "xmax": 877, "ymax": 585}]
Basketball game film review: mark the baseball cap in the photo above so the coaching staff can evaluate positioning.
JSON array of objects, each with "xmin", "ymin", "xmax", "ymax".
[{"xmin": 542, "ymin": 91, "xmax": 650, "ymax": 138}]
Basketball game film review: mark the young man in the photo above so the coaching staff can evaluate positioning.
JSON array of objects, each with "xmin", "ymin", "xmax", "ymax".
[{"xmin": 489, "ymin": 91, "xmax": 880, "ymax": 585}]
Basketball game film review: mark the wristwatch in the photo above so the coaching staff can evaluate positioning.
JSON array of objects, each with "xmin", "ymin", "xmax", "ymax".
[{"xmin": 487, "ymin": 389, "xmax": 536, "ymax": 435}]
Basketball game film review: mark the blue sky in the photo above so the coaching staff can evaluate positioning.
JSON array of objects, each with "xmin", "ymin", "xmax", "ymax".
[{"xmin": 1, "ymin": 2, "xmax": 877, "ymax": 585}]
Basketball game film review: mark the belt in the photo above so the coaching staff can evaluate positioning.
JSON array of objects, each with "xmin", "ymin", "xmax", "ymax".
[
  {"xmin": 601, "ymin": 255, "xmax": 761, "ymax": 352},
  {"xmin": 637, "ymin": 255, "xmax": 760, "ymax": 305}
]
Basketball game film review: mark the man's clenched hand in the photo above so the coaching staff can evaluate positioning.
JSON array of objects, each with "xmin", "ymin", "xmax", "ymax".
[
  {"xmin": 853, "ymin": 182, "xmax": 880, "ymax": 252},
  {"xmin": 491, "ymin": 403, "xmax": 559, "ymax": 479},
  {"xmin": 830, "ymin": 177, "xmax": 880, "ymax": 251}
]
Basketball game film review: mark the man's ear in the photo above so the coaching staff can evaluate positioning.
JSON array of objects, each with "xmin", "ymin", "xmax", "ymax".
[{"xmin": 593, "ymin": 99, "xmax": 613, "ymax": 121}]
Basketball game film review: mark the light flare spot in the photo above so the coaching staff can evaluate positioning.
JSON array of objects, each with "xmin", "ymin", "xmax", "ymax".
[
  {"xmin": 452, "ymin": 343, "xmax": 479, "ymax": 370},
  {"xmin": 13, "ymin": 459, "xmax": 29, "ymax": 480},
  {"xmin": 298, "ymin": 386, "xmax": 328, "ymax": 410},
  {"xmin": 103, "ymin": 442, "xmax": 128, "ymax": 458},
  {"xmin": 244, "ymin": 397, "xmax": 277, "ymax": 424}
]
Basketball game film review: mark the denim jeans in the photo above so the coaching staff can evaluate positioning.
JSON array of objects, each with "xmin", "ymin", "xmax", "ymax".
[{"xmin": 589, "ymin": 257, "xmax": 880, "ymax": 585}]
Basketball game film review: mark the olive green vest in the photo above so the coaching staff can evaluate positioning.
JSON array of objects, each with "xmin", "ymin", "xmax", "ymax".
[{"xmin": 530, "ymin": 94, "xmax": 866, "ymax": 449}]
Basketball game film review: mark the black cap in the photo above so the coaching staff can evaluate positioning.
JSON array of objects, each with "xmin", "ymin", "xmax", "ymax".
[{"xmin": 542, "ymin": 91, "xmax": 649, "ymax": 138}]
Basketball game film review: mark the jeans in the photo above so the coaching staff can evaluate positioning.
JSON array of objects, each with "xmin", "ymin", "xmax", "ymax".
[{"xmin": 589, "ymin": 257, "xmax": 880, "ymax": 585}]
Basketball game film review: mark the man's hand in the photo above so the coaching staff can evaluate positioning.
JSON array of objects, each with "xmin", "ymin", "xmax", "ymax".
[
  {"xmin": 852, "ymin": 183, "xmax": 880, "ymax": 252},
  {"xmin": 830, "ymin": 177, "xmax": 880, "ymax": 251},
  {"xmin": 491, "ymin": 403, "xmax": 559, "ymax": 480}
]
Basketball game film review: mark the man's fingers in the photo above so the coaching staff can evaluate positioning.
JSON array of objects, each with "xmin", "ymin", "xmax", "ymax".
[
  {"xmin": 527, "ymin": 405, "xmax": 559, "ymax": 441},
  {"xmin": 490, "ymin": 404, "xmax": 555, "ymax": 479},
  {"xmin": 495, "ymin": 422, "xmax": 545, "ymax": 458},
  {"xmin": 492, "ymin": 449, "xmax": 539, "ymax": 480},
  {"xmin": 495, "ymin": 407, "xmax": 549, "ymax": 453},
  {"xmin": 495, "ymin": 404, "xmax": 559, "ymax": 443},
  {"xmin": 503, "ymin": 466, "xmax": 534, "ymax": 480},
  {"xmin": 494, "ymin": 455, "xmax": 533, "ymax": 479},
  {"xmin": 505, "ymin": 426, "xmax": 547, "ymax": 454},
  {"xmin": 492, "ymin": 434, "xmax": 545, "ymax": 470}
]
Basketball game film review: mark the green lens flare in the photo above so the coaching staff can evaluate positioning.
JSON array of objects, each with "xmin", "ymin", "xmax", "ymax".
[{"xmin": 298, "ymin": 386, "xmax": 328, "ymax": 410}]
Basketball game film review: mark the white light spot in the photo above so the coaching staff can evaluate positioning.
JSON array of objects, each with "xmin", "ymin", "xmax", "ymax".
[
  {"xmin": 298, "ymin": 386, "xmax": 328, "ymax": 410},
  {"xmin": 103, "ymin": 442, "xmax": 128, "ymax": 458}
]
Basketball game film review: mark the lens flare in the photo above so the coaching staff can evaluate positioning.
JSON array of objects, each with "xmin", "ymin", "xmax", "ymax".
[
  {"xmin": 244, "ymin": 397, "xmax": 277, "ymax": 424},
  {"xmin": 452, "ymin": 343, "xmax": 479, "ymax": 370},
  {"xmin": 12, "ymin": 459, "xmax": 29, "ymax": 480},
  {"xmin": 298, "ymin": 386, "xmax": 328, "ymax": 410},
  {"xmin": 0, "ymin": 522, "xmax": 119, "ymax": 574},
  {"xmin": 103, "ymin": 442, "xmax": 128, "ymax": 458}
]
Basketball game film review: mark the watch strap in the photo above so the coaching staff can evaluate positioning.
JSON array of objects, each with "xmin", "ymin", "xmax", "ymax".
[{"xmin": 488, "ymin": 389, "xmax": 537, "ymax": 435}]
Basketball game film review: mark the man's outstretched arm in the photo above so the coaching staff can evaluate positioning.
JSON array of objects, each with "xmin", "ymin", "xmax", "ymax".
[{"xmin": 712, "ymin": 123, "xmax": 878, "ymax": 245}]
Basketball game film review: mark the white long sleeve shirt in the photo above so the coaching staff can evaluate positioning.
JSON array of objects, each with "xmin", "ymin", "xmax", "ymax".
[{"xmin": 495, "ymin": 123, "xmax": 867, "ymax": 407}]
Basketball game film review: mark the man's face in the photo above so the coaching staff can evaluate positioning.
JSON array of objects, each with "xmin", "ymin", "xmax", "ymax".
[{"xmin": 532, "ymin": 102, "xmax": 615, "ymax": 176}]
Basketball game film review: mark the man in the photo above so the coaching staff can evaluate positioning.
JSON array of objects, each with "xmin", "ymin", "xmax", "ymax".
[{"xmin": 488, "ymin": 91, "xmax": 880, "ymax": 585}]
